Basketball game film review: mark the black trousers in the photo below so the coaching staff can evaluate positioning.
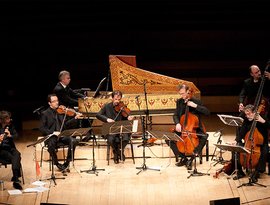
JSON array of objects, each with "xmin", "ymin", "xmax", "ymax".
[
  {"xmin": 45, "ymin": 135, "xmax": 78, "ymax": 165},
  {"xmin": 107, "ymin": 133, "xmax": 130, "ymax": 155},
  {"xmin": 0, "ymin": 148, "xmax": 22, "ymax": 179}
]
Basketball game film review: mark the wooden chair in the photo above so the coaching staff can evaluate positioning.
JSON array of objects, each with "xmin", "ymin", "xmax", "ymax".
[
  {"xmin": 0, "ymin": 159, "xmax": 25, "ymax": 184},
  {"xmin": 106, "ymin": 139, "xmax": 135, "ymax": 165},
  {"xmin": 40, "ymin": 142, "xmax": 69, "ymax": 170}
]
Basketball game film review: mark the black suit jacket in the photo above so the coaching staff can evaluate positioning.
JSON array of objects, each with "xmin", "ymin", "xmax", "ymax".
[
  {"xmin": 39, "ymin": 107, "xmax": 77, "ymax": 136},
  {"xmin": 173, "ymin": 97, "xmax": 210, "ymax": 135},
  {"xmin": 96, "ymin": 102, "xmax": 128, "ymax": 123},
  {"xmin": 53, "ymin": 82, "xmax": 84, "ymax": 108}
]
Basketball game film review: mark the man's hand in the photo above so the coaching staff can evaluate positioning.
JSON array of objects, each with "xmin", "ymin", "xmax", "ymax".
[
  {"xmin": 239, "ymin": 103, "xmax": 244, "ymax": 112},
  {"xmin": 0, "ymin": 134, "xmax": 4, "ymax": 142},
  {"xmin": 128, "ymin": 116, "xmax": 134, "ymax": 121},
  {"xmin": 53, "ymin": 131, "xmax": 61, "ymax": 136},
  {"xmin": 107, "ymin": 118, "xmax": 115, "ymax": 123},
  {"xmin": 187, "ymin": 101, "xmax": 197, "ymax": 108},
  {"xmin": 175, "ymin": 123, "xmax": 182, "ymax": 132},
  {"xmin": 255, "ymin": 114, "xmax": 266, "ymax": 123}
]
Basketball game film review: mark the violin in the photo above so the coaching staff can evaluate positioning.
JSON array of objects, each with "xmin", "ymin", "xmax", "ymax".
[
  {"xmin": 56, "ymin": 105, "xmax": 80, "ymax": 117},
  {"xmin": 114, "ymin": 101, "xmax": 131, "ymax": 118}
]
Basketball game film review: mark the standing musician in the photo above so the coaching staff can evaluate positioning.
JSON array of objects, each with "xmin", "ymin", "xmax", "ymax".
[
  {"xmin": 233, "ymin": 104, "xmax": 270, "ymax": 181},
  {"xmin": 96, "ymin": 90, "xmax": 134, "ymax": 164},
  {"xmin": 238, "ymin": 65, "xmax": 270, "ymax": 115},
  {"xmin": 0, "ymin": 111, "xmax": 23, "ymax": 190},
  {"xmin": 53, "ymin": 70, "xmax": 86, "ymax": 109},
  {"xmin": 166, "ymin": 84, "xmax": 210, "ymax": 170},
  {"xmin": 39, "ymin": 94, "xmax": 82, "ymax": 171}
]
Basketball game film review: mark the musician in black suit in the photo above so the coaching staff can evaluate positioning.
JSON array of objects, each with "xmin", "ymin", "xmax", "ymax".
[
  {"xmin": 39, "ymin": 94, "xmax": 82, "ymax": 171},
  {"xmin": 96, "ymin": 90, "xmax": 134, "ymax": 164},
  {"xmin": 0, "ymin": 110, "xmax": 23, "ymax": 190},
  {"xmin": 233, "ymin": 104, "xmax": 270, "ymax": 181},
  {"xmin": 166, "ymin": 84, "xmax": 210, "ymax": 170},
  {"xmin": 53, "ymin": 70, "xmax": 85, "ymax": 108},
  {"xmin": 238, "ymin": 65, "xmax": 270, "ymax": 114}
]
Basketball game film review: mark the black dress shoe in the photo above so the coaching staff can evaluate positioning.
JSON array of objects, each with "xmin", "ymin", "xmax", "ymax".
[
  {"xmin": 118, "ymin": 153, "xmax": 126, "ymax": 161},
  {"xmin": 233, "ymin": 173, "xmax": 245, "ymax": 180},
  {"xmin": 175, "ymin": 158, "xmax": 188, "ymax": 167},
  {"xmin": 11, "ymin": 176, "xmax": 21, "ymax": 183},
  {"xmin": 113, "ymin": 154, "xmax": 119, "ymax": 164},
  {"xmin": 13, "ymin": 182, "xmax": 23, "ymax": 190},
  {"xmin": 56, "ymin": 163, "xmax": 65, "ymax": 171},
  {"xmin": 250, "ymin": 171, "xmax": 260, "ymax": 182},
  {"xmin": 186, "ymin": 159, "xmax": 193, "ymax": 170},
  {"xmin": 63, "ymin": 161, "xmax": 70, "ymax": 169}
]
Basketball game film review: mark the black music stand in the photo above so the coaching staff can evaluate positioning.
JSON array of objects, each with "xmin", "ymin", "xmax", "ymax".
[
  {"xmin": 58, "ymin": 128, "xmax": 91, "ymax": 170},
  {"xmin": 135, "ymin": 92, "xmax": 160, "ymax": 175},
  {"xmin": 102, "ymin": 120, "xmax": 137, "ymax": 163},
  {"xmin": 211, "ymin": 129, "xmax": 229, "ymax": 166},
  {"xmin": 214, "ymin": 144, "xmax": 266, "ymax": 187},
  {"xmin": 216, "ymin": 114, "xmax": 243, "ymax": 177},
  {"xmin": 217, "ymin": 114, "xmax": 244, "ymax": 127},
  {"xmin": 80, "ymin": 130, "xmax": 105, "ymax": 176},
  {"xmin": 214, "ymin": 144, "xmax": 249, "ymax": 179}
]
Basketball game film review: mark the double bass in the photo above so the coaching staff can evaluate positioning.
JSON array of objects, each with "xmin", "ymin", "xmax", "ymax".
[
  {"xmin": 239, "ymin": 104, "xmax": 264, "ymax": 169},
  {"xmin": 239, "ymin": 62, "xmax": 269, "ymax": 170}
]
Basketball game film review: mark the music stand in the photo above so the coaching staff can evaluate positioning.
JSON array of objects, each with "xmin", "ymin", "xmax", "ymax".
[
  {"xmin": 58, "ymin": 128, "xmax": 91, "ymax": 168},
  {"xmin": 217, "ymin": 114, "xmax": 244, "ymax": 127},
  {"xmin": 210, "ymin": 129, "xmax": 229, "ymax": 166},
  {"xmin": 102, "ymin": 120, "xmax": 137, "ymax": 163},
  {"xmin": 80, "ymin": 130, "xmax": 105, "ymax": 176},
  {"xmin": 216, "ymin": 114, "xmax": 243, "ymax": 175},
  {"xmin": 213, "ymin": 144, "xmax": 250, "ymax": 182},
  {"xmin": 146, "ymin": 130, "xmax": 182, "ymax": 166}
]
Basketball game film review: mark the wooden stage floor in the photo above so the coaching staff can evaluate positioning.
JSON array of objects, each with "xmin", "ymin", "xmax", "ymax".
[{"xmin": 1, "ymin": 115, "xmax": 270, "ymax": 205}]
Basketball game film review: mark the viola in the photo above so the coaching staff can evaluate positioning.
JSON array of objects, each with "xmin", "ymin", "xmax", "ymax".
[
  {"xmin": 114, "ymin": 101, "xmax": 131, "ymax": 118},
  {"xmin": 56, "ymin": 105, "xmax": 80, "ymax": 117}
]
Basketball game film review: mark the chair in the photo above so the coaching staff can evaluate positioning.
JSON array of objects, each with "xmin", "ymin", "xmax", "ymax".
[
  {"xmin": 176, "ymin": 139, "xmax": 209, "ymax": 164},
  {"xmin": 106, "ymin": 139, "xmax": 135, "ymax": 165},
  {"xmin": 40, "ymin": 142, "xmax": 69, "ymax": 170},
  {"xmin": 0, "ymin": 159, "xmax": 25, "ymax": 184}
]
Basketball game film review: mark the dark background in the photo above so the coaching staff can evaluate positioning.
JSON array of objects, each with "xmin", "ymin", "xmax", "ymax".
[{"xmin": 1, "ymin": 0, "xmax": 270, "ymax": 129}]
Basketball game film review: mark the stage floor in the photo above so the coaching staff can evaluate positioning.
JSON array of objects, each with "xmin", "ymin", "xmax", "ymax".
[{"xmin": 1, "ymin": 114, "xmax": 270, "ymax": 205}]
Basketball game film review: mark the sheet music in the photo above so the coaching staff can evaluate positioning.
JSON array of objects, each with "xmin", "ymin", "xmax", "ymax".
[{"xmin": 217, "ymin": 114, "xmax": 244, "ymax": 127}]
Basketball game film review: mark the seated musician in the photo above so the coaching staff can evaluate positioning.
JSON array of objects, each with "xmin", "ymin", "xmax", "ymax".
[
  {"xmin": 39, "ymin": 94, "xmax": 82, "ymax": 171},
  {"xmin": 232, "ymin": 104, "xmax": 270, "ymax": 181},
  {"xmin": 166, "ymin": 84, "xmax": 210, "ymax": 170},
  {"xmin": 96, "ymin": 90, "xmax": 134, "ymax": 164},
  {"xmin": 0, "ymin": 111, "xmax": 23, "ymax": 190}
]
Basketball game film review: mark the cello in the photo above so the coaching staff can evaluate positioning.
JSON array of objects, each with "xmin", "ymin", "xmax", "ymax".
[
  {"xmin": 175, "ymin": 88, "xmax": 206, "ymax": 156},
  {"xmin": 239, "ymin": 62, "xmax": 269, "ymax": 170}
]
